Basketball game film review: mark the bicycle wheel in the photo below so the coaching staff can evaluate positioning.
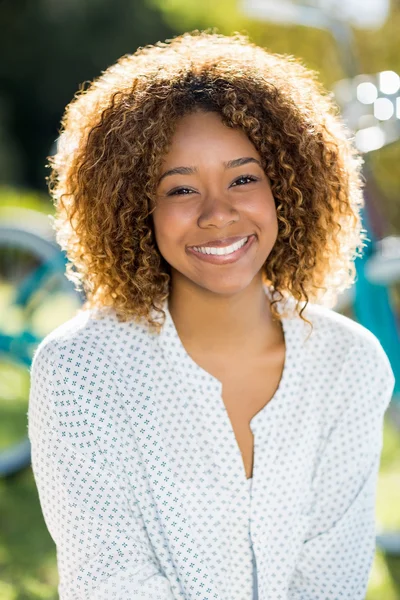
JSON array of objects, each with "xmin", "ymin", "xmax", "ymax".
[{"xmin": 0, "ymin": 208, "xmax": 84, "ymax": 477}]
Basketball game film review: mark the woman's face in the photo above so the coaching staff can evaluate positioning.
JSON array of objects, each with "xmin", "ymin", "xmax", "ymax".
[{"xmin": 152, "ymin": 110, "xmax": 278, "ymax": 296}]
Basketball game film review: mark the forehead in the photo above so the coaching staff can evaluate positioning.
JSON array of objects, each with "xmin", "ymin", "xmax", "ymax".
[{"xmin": 163, "ymin": 110, "xmax": 257, "ymax": 159}]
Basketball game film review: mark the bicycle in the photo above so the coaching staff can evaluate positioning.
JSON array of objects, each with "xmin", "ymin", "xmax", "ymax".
[{"xmin": 0, "ymin": 206, "xmax": 84, "ymax": 477}]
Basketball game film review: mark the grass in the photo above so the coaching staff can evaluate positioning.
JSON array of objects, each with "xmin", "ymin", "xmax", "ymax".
[
  {"xmin": 367, "ymin": 416, "xmax": 400, "ymax": 599},
  {"xmin": 0, "ymin": 468, "xmax": 59, "ymax": 600}
]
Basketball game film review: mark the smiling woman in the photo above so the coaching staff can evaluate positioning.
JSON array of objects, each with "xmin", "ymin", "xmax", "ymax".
[
  {"xmin": 47, "ymin": 30, "xmax": 365, "ymax": 330},
  {"xmin": 152, "ymin": 110, "xmax": 278, "ymax": 296},
  {"xmin": 28, "ymin": 30, "xmax": 395, "ymax": 600}
]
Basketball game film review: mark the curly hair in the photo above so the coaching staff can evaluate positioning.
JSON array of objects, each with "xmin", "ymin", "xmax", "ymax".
[{"xmin": 48, "ymin": 29, "xmax": 366, "ymax": 334}]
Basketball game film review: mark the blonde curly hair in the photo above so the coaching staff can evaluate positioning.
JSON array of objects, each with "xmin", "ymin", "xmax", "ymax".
[{"xmin": 48, "ymin": 29, "xmax": 366, "ymax": 334}]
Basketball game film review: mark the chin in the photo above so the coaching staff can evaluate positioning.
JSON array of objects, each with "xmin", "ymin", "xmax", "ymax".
[{"xmin": 187, "ymin": 272, "xmax": 259, "ymax": 297}]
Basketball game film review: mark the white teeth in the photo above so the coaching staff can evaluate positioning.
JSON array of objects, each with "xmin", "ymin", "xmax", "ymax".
[{"xmin": 192, "ymin": 236, "xmax": 249, "ymax": 256}]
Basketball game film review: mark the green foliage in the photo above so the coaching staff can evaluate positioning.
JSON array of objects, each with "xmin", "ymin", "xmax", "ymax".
[
  {"xmin": 0, "ymin": 0, "xmax": 176, "ymax": 190},
  {"xmin": 0, "ymin": 186, "xmax": 52, "ymax": 216},
  {"xmin": 367, "ymin": 416, "xmax": 400, "ymax": 598}
]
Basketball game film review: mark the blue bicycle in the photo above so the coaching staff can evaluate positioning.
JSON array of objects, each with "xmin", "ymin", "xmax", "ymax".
[{"xmin": 0, "ymin": 207, "xmax": 84, "ymax": 477}]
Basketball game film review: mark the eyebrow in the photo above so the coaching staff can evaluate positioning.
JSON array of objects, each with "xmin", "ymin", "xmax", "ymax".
[{"xmin": 157, "ymin": 156, "xmax": 262, "ymax": 184}]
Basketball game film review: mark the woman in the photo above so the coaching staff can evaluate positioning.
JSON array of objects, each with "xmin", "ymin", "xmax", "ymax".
[{"xmin": 28, "ymin": 30, "xmax": 395, "ymax": 600}]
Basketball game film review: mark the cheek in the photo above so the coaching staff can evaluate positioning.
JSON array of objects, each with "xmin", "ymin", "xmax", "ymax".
[
  {"xmin": 263, "ymin": 202, "xmax": 278, "ymax": 228},
  {"xmin": 248, "ymin": 192, "xmax": 277, "ymax": 226},
  {"xmin": 265, "ymin": 208, "xmax": 279, "ymax": 243},
  {"xmin": 152, "ymin": 205, "xmax": 191, "ymax": 250}
]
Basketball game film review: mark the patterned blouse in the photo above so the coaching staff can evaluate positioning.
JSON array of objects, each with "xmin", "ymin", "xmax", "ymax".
[{"xmin": 28, "ymin": 285, "xmax": 395, "ymax": 600}]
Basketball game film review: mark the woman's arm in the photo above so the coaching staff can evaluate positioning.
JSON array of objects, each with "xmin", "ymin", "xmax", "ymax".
[
  {"xmin": 28, "ymin": 342, "xmax": 176, "ymax": 600},
  {"xmin": 288, "ymin": 337, "xmax": 396, "ymax": 600}
]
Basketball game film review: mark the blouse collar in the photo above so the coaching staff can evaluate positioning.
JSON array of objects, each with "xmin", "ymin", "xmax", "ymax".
[{"xmin": 156, "ymin": 283, "xmax": 298, "ymax": 402}]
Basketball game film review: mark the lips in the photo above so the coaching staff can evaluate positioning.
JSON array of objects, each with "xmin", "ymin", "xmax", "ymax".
[
  {"xmin": 186, "ymin": 233, "xmax": 256, "ymax": 264},
  {"xmin": 188, "ymin": 234, "xmax": 253, "ymax": 248}
]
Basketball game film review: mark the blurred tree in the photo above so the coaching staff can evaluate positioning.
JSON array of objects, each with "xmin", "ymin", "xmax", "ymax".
[
  {"xmin": 148, "ymin": 0, "xmax": 346, "ymax": 86},
  {"xmin": 0, "ymin": 0, "xmax": 175, "ymax": 191},
  {"xmin": 0, "ymin": 95, "xmax": 21, "ymax": 184}
]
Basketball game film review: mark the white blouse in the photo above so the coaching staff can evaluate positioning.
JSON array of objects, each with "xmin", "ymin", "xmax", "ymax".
[
  {"xmin": 28, "ymin": 285, "xmax": 395, "ymax": 600},
  {"xmin": 248, "ymin": 477, "xmax": 258, "ymax": 600}
]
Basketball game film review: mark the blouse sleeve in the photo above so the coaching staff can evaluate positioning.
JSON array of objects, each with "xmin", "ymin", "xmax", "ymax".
[
  {"xmin": 28, "ymin": 342, "xmax": 175, "ymax": 600},
  {"xmin": 288, "ymin": 336, "xmax": 396, "ymax": 600}
]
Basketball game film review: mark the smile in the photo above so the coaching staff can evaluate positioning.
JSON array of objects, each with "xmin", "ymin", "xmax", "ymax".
[
  {"xmin": 192, "ymin": 236, "xmax": 248, "ymax": 255},
  {"xmin": 186, "ymin": 234, "xmax": 256, "ymax": 264}
]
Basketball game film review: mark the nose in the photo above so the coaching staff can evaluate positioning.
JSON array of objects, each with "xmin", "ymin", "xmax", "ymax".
[{"xmin": 197, "ymin": 193, "xmax": 240, "ymax": 229}]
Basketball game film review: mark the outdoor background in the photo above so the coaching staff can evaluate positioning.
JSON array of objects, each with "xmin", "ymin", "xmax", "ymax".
[{"xmin": 1, "ymin": 0, "xmax": 400, "ymax": 598}]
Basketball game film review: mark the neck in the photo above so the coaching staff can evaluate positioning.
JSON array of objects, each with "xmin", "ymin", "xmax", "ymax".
[{"xmin": 167, "ymin": 273, "xmax": 281, "ymax": 360}]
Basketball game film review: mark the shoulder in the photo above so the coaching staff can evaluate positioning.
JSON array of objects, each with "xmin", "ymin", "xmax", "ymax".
[
  {"xmin": 28, "ymin": 307, "xmax": 156, "ymax": 454},
  {"xmin": 296, "ymin": 299, "xmax": 395, "ymax": 409},
  {"xmin": 29, "ymin": 307, "xmax": 156, "ymax": 426},
  {"xmin": 298, "ymin": 299, "xmax": 390, "ymax": 359},
  {"xmin": 30, "ymin": 306, "xmax": 153, "ymax": 377}
]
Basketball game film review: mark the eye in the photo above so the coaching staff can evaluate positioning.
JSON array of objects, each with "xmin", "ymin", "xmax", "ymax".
[
  {"xmin": 167, "ymin": 187, "xmax": 194, "ymax": 197},
  {"xmin": 231, "ymin": 175, "xmax": 259, "ymax": 187},
  {"xmin": 166, "ymin": 174, "xmax": 259, "ymax": 196}
]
